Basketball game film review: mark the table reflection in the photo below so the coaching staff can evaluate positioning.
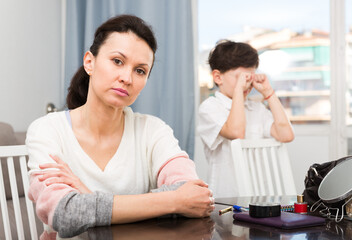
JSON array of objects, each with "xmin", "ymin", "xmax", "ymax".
[{"xmin": 40, "ymin": 216, "xmax": 215, "ymax": 240}]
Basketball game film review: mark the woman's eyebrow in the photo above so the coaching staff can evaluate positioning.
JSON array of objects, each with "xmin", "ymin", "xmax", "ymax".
[
  {"xmin": 137, "ymin": 63, "xmax": 151, "ymax": 68},
  {"xmin": 110, "ymin": 51, "xmax": 127, "ymax": 59},
  {"xmin": 110, "ymin": 51, "xmax": 151, "ymax": 68}
]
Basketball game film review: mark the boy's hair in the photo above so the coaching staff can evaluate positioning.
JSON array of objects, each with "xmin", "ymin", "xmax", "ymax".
[{"xmin": 208, "ymin": 40, "xmax": 259, "ymax": 73}]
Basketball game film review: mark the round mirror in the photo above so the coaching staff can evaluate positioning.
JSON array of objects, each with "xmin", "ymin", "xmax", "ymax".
[{"xmin": 318, "ymin": 158, "xmax": 352, "ymax": 203}]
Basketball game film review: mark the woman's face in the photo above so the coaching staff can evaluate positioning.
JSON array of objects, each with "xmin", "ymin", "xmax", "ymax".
[{"xmin": 84, "ymin": 31, "xmax": 154, "ymax": 109}]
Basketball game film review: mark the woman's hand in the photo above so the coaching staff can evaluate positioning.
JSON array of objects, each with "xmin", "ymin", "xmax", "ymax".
[
  {"xmin": 252, "ymin": 74, "xmax": 273, "ymax": 98},
  {"xmin": 173, "ymin": 180, "xmax": 215, "ymax": 218},
  {"xmin": 38, "ymin": 155, "xmax": 91, "ymax": 193}
]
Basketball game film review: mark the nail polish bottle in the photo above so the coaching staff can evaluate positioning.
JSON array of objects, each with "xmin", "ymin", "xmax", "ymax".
[{"xmin": 294, "ymin": 195, "xmax": 308, "ymax": 214}]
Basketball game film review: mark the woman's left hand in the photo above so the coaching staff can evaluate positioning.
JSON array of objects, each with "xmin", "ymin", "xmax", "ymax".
[{"xmin": 38, "ymin": 155, "xmax": 91, "ymax": 194}]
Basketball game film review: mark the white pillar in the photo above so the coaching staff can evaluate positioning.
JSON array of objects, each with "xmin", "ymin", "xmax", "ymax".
[{"xmin": 330, "ymin": 0, "xmax": 347, "ymax": 159}]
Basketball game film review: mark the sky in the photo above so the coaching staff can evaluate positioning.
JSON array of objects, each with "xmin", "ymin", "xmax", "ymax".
[{"xmin": 198, "ymin": 0, "xmax": 351, "ymax": 51}]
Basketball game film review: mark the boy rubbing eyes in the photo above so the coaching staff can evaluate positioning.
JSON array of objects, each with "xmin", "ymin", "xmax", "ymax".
[{"xmin": 197, "ymin": 40, "xmax": 294, "ymax": 198}]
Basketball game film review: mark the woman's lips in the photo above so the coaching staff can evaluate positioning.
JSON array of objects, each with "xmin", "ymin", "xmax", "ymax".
[{"xmin": 113, "ymin": 88, "xmax": 129, "ymax": 97}]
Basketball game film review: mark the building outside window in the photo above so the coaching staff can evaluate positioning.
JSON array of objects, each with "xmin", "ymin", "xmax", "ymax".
[{"xmin": 198, "ymin": 0, "xmax": 336, "ymax": 124}]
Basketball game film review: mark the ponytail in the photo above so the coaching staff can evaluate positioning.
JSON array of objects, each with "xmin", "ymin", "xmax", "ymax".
[{"xmin": 66, "ymin": 66, "xmax": 89, "ymax": 109}]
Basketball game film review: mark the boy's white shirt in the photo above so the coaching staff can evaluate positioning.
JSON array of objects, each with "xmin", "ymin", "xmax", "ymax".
[{"xmin": 197, "ymin": 91, "xmax": 274, "ymax": 198}]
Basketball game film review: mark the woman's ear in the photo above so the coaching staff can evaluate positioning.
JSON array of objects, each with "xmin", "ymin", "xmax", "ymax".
[
  {"xmin": 212, "ymin": 70, "xmax": 222, "ymax": 86},
  {"xmin": 83, "ymin": 51, "xmax": 94, "ymax": 75}
]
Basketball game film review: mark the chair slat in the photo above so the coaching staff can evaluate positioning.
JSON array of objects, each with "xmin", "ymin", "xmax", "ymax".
[
  {"xmin": 20, "ymin": 156, "xmax": 38, "ymax": 240},
  {"xmin": 270, "ymin": 147, "xmax": 283, "ymax": 195},
  {"xmin": 7, "ymin": 157, "xmax": 25, "ymax": 239},
  {"xmin": 262, "ymin": 148, "xmax": 274, "ymax": 196},
  {"xmin": 0, "ymin": 157, "xmax": 12, "ymax": 240},
  {"xmin": 254, "ymin": 148, "xmax": 265, "ymax": 196},
  {"xmin": 278, "ymin": 145, "xmax": 296, "ymax": 195},
  {"xmin": 247, "ymin": 149, "xmax": 259, "ymax": 196},
  {"xmin": 242, "ymin": 149, "xmax": 253, "ymax": 195}
]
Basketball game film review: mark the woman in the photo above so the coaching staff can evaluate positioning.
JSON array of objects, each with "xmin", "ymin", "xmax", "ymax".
[{"xmin": 26, "ymin": 15, "xmax": 214, "ymax": 238}]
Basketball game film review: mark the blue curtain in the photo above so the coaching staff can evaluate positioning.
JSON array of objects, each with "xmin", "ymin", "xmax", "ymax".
[{"xmin": 64, "ymin": 0, "xmax": 196, "ymax": 158}]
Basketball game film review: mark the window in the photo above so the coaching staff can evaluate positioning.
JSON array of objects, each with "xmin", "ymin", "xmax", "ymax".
[{"xmin": 198, "ymin": 0, "xmax": 330, "ymax": 123}]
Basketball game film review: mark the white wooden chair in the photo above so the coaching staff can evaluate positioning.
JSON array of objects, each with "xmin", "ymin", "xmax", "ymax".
[
  {"xmin": 231, "ymin": 138, "xmax": 296, "ymax": 197},
  {"xmin": 0, "ymin": 145, "xmax": 39, "ymax": 240}
]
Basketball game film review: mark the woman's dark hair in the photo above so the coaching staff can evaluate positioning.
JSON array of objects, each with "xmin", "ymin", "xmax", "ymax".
[
  {"xmin": 66, "ymin": 14, "xmax": 157, "ymax": 109},
  {"xmin": 208, "ymin": 40, "xmax": 259, "ymax": 73}
]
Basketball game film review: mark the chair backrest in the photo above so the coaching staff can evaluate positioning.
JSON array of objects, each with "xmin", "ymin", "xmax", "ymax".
[
  {"xmin": 231, "ymin": 138, "xmax": 296, "ymax": 197},
  {"xmin": 0, "ymin": 145, "xmax": 39, "ymax": 240}
]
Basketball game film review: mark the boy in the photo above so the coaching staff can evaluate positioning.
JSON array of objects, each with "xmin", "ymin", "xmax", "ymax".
[{"xmin": 198, "ymin": 40, "xmax": 294, "ymax": 198}]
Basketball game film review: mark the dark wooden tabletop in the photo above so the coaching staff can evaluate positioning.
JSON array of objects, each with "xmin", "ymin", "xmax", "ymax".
[{"xmin": 46, "ymin": 195, "xmax": 352, "ymax": 239}]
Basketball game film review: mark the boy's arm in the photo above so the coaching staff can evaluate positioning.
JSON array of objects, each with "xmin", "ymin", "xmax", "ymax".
[
  {"xmin": 219, "ymin": 88, "xmax": 246, "ymax": 139},
  {"xmin": 266, "ymin": 93, "xmax": 295, "ymax": 142},
  {"xmin": 219, "ymin": 73, "xmax": 251, "ymax": 140},
  {"xmin": 252, "ymin": 74, "xmax": 294, "ymax": 143}
]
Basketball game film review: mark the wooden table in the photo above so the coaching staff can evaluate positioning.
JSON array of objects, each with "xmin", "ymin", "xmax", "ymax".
[{"xmin": 46, "ymin": 195, "xmax": 352, "ymax": 239}]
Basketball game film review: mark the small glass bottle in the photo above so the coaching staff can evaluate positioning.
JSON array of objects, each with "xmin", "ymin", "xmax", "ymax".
[{"xmin": 294, "ymin": 195, "xmax": 308, "ymax": 214}]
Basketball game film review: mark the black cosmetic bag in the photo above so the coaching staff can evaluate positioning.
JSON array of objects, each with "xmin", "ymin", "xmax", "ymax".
[{"xmin": 302, "ymin": 156, "xmax": 352, "ymax": 208}]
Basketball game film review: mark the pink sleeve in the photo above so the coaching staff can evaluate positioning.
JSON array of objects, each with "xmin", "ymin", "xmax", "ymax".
[
  {"xmin": 40, "ymin": 231, "xmax": 57, "ymax": 240},
  {"xmin": 28, "ymin": 173, "xmax": 77, "ymax": 227},
  {"xmin": 157, "ymin": 155, "xmax": 199, "ymax": 187}
]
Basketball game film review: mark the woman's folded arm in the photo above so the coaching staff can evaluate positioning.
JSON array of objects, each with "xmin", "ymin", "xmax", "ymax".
[{"xmin": 28, "ymin": 174, "xmax": 114, "ymax": 238}]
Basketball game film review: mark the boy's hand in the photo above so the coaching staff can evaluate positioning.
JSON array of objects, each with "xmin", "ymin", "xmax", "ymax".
[
  {"xmin": 252, "ymin": 74, "xmax": 273, "ymax": 98},
  {"xmin": 235, "ymin": 72, "xmax": 253, "ymax": 92}
]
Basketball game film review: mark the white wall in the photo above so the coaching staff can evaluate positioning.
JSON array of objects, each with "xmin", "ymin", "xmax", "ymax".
[
  {"xmin": 286, "ymin": 125, "xmax": 330, "ymax": 194},
  {"xmin": 0, "ymin": 0, "xmax": 62, "ymax": 132},
  {"xmin": 194, "ymin": 124, "xmax": 330, "ymax": 195},
  {"xmin": 194, "ymin": 133, "xmax": 208, "ymax": 181}
]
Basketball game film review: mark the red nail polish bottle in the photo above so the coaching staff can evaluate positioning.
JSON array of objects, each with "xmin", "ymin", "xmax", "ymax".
[{"xmin": 294, "ymin": 195, "xmax": 308, "ymax": 214}]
